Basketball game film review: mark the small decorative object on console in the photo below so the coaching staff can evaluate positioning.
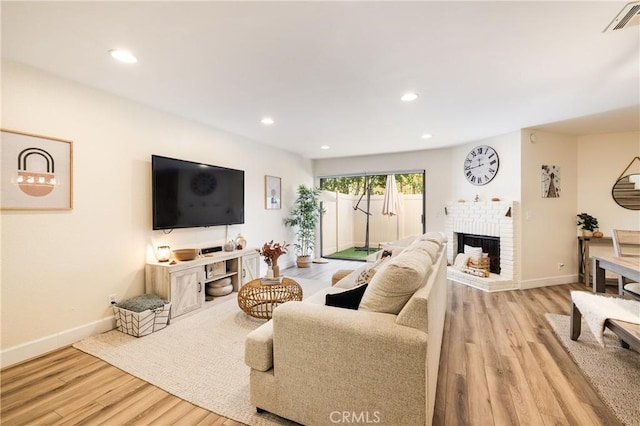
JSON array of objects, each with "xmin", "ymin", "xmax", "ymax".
[
  {"xmin": 156, "ymin": 245, "xmax": 171, "ymax": 262},
  {"xmin": 235, "ymin": 233, "xmax": 247, "ymax": 250},
  {"xmin": 224, "ymin": 240, "xmax": 236, "ymax": 251},
  {"xmin": 172, "ymin": 248, "xmax": 199, "ymax": 261}
]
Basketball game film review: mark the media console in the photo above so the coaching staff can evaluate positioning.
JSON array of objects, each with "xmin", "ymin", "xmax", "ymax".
[{"xmin": 145, "ymin": 247, "xmax": 260, "ymax": 318}]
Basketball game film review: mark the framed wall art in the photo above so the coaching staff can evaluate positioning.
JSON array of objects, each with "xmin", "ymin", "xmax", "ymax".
[
  {"xmin": 1, "ymin": 129, "xmax": 73, "ymax": 210},
  {"xmin": 541, "ymin": 164, "xmax": 560, "ymax": 198},
  {"xmin": 265, "ymin": 175, "xmax": 281, "ymax": 209}
]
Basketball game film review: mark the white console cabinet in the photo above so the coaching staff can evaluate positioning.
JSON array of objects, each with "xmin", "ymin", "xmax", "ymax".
[{"xmin": 145, "ymin": 247, "xmax": 259, "ymax": 319}]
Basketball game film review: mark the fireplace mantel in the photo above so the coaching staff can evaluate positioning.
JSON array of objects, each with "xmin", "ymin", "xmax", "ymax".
[{"xmin": 445, "ymin": 201, "xmax": 520, "ymax": 292}]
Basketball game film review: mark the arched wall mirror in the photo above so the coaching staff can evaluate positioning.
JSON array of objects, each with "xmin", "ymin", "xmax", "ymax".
[{"xmin": 612, "ymin": 173, "xmax": 640, "ymax": 210}]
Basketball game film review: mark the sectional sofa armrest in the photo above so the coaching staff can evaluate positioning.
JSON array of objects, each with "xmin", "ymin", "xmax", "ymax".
[{"xmin": 245, "ymin": 321, "xmax": 274, "ymax": 371}]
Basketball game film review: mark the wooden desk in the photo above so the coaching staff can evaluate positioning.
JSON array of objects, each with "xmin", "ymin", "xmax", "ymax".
[{"xmin": 592, "ymin": 255, "xmax": 640, "ymax": 293}]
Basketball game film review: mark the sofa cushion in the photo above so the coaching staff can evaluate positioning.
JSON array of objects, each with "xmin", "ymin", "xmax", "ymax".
[
  {"xmin": 325, "ymin": 283, "xmax": 368, "ymax": 310},
  {"xmin": 397, "ymin": 282, "xmax": 431, "ymax": 331},
  {"xmin": 419, "ymin": 231, "xmax": 448, "ymax": 245},
  {"xmin": 407, "ymin": 239, "xmax": 440, "ymax": 263},
  {"xmin": 359, "ymin": 249, "xmax": 432, "ymax": 314}
]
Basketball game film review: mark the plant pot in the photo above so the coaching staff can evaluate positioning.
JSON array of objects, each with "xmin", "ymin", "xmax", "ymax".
[
  {"xmin": 593, "ymin": 230, "xmax": 604, "ymax": 238},
  {"xmin": 296, "ymin": 255, "xmax": 312, "ymax": 268},
  {"xmin": 582, "ymin": 230, "xmax": 593, "ymax": 238}
]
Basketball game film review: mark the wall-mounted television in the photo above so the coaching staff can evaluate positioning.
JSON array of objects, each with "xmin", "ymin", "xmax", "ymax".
[{"xmin": 152, "ymin": 155, "xmax": 245, "ymax": 230}]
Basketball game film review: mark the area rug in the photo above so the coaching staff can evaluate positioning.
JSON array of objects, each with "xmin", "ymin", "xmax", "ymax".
[
  {"xmin": 74, "ymin": 278, "xmax": 328, "ymax": 426},
  {"xmin": 545, "ymin": 313, "xmax": 640, "ymax": 426}
]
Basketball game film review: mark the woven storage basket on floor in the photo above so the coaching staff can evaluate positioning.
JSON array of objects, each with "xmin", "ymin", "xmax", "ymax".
[{"xmin": 113, "ymin": 303, "xmax": 171, "ymax": 337}]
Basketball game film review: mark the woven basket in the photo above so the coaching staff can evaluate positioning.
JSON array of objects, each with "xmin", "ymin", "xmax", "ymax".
[
  {"xmin": 113, "ymin": 303, "xmax": 171, "ymax": 337},
  {"xmin": 468, "ymin": 256, "xmax": 490, "ymax": 270}
]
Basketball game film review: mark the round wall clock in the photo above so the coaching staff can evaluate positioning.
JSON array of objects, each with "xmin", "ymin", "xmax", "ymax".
[
  {"xmin": 190, "ymin": 172, "xmax": 217, "ymax": 196},
  {"xmin": 463, "ymin": 145, "xmax": 499, "ymax": 186}
]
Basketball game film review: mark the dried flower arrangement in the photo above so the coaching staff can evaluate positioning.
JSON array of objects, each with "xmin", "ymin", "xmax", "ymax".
[{"xmin": 258, "ymin": 240, "xmax": 290, "ymax": 267}]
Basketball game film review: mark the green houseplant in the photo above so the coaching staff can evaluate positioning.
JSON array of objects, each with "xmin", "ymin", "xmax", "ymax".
[
  {"xmin": 283, "ymin": 185, "xmax": 323, "ymax": 268},
  {"xmin": 577, "ymin": 213, "xmax": 599, "ymax": 237}
]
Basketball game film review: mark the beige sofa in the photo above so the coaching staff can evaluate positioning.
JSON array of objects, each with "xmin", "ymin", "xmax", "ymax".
[{"xmin": 244, "ymin": 233, "xmax": 448, "ymax": 425}]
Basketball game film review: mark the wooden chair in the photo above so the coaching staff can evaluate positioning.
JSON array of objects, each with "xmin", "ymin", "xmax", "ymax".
[{"xmin": 611, "ymin": 229, "xmax": 640, "ymax": 299}]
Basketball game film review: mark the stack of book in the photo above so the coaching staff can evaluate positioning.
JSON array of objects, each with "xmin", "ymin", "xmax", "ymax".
[{"xmin": 261, "ymin": 276, "xmax": 284, "ymax": 285}]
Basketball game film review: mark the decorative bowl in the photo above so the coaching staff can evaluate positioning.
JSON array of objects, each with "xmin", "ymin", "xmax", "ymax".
[{"xmin": 172, "ymin": 248, "xmax": 199, "ymax": 261}]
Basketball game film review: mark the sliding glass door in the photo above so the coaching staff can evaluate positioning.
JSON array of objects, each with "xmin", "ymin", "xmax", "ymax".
[{"xmin": 319, "ymin": 171, "xmax": 425, "ymax": 261}]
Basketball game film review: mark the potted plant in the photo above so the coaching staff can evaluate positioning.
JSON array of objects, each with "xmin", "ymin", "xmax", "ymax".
[
  {"xmin": 283, "ymin": 184, "xmax": 323, "ymax": 268},
  {"xmin": 577, "ymin": 213, "xmax": 599, "ymax": 237}
]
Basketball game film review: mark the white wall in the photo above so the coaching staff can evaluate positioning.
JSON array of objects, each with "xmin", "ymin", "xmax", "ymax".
[
  {"xmin": 576, "ymin": 131, "xmax": 640, "ymax": 266},
  {"xmin": 519, "ymin": 130, "xmax": 578, "ymax": 286},
  {"xmin": 577, "ymin": 132, "xmax": 640, "ymax": 232},
  {"xmin": 1, "ymin": 62, "xmax": 313, "ymax": 365}
]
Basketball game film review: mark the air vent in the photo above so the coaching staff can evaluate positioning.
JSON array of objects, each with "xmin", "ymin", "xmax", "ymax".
[{"xmin": 604, "ymin": 1, "xmax": 640, "ymax": 32}]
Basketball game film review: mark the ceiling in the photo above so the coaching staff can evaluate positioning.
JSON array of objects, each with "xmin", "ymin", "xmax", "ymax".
[{"xmin": 2, "ymin": 1, "xmax": 639, "ymax": 159}]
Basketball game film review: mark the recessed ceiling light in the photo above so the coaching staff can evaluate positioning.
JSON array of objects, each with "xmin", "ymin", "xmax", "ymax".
[
  {"xmin": 421, "ymin": 133, "xmax": 433, "ymax": 139},
  {"xmin": 321, "ymin": 145, "xmax": 330, "ymax": 150},
  {"xmin": 261, "ymin": 117, "xmax": 274, "ymax": 125},
  {"xmin": 109, "ymin": 49, "xmax": 137, "ymax": 64},
  {"xmin": 401, "ymin": 92, "xmax": 418, "ymax": 102}
]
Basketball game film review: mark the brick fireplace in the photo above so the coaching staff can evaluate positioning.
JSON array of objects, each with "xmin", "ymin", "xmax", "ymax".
[{"xmin": 445, "ymin": 201, "xmax": 520, "ymax": 291}]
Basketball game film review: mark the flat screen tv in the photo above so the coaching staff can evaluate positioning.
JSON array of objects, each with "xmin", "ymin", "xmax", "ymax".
[{"xmin": 152, "ymin": 155, "xmax": 245, "ymax": 230}]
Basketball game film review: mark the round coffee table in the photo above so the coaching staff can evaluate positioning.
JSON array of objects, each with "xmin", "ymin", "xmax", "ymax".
[{"xmin": 237, "ymin": 277, "xmax": 303, "ymax": 320}]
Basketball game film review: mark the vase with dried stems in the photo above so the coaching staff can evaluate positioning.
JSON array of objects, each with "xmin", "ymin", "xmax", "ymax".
[{"xmin": 259, "ymin": 240, "xmax": 289, "ymax": 277}]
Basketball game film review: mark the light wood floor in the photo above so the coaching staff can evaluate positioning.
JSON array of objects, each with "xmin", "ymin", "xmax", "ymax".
[{"xmin": 1, "ymin": 260, "xmax": 623, "ymax": 425}]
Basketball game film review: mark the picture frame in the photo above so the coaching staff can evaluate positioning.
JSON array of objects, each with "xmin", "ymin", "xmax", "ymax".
[
  {"xmin": 265, "ymin": 175, "xmax": 281, "ymax": 209},
  {"xmin": 541, "ymin": 164, "xmax": 560, "ymax": 198},
  {"xmin": 1, "ymin": 128, "xmax": 73, "ymax": 210}
]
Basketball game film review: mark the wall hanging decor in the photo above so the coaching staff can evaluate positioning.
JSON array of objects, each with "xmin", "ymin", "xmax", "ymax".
[
  {"xmin": 541, "ymin": 164, "xmax": 560, "ymax": 198},
  {"xmin": 1, "ymin": 128, "xmax": 73, "ymax": 210},
  {"xmin": 612, "ymin": 156, "xmax": 640, "ymax": 210},
  {"xmin": 265, "ymin": 175, "xmax": 281, "ymax": 209}
]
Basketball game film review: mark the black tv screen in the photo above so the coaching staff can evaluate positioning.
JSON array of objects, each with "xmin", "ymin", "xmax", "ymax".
[{"xmin": 152, "ymin": 155, "xmax": 245, "ymax": 230}]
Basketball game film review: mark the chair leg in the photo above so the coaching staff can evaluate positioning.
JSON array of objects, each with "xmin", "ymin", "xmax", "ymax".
[
  {"xmin": 570, "ymin": 302, "xmax": 582, "ymax": 341},
  {"xmin": 618, "ymin": 276, "xmax": 625, "ymax": 296},
  {"xmin": 256, "ymin": 407, "xmax": 266, "ymax": 414}
]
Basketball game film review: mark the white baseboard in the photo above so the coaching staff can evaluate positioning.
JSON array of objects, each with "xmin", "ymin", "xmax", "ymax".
[
  {"xmin": 1, "ymin": 316, "xmax": 115, "ymax": 369},
  {"xmin": 519, "ymin": 274, "xmax": 578, "ymax": 290}
]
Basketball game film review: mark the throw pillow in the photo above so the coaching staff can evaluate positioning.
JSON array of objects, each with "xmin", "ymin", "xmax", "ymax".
[
  {"xmin": 355, "ymin": 257, "xmax": 386, "ymax": 286},
  {"xmin": 453, "ymin": 253, "xmax": 471, "ymax": 269},
  {"xmin": 464, "ymin": 245, "xmax": 483, "ymax": 257},
  {"xmin": 325, "ymin": 284, "xmax": 369, "ymax": 310},
  {"xmin": 359, "ymin": 250, "xmax": 431, "ymax": 314}
]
